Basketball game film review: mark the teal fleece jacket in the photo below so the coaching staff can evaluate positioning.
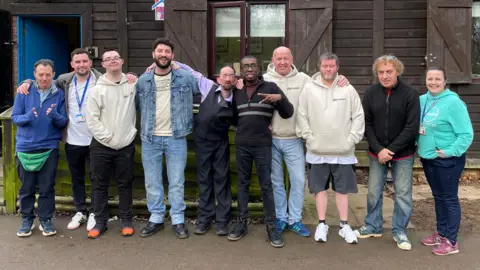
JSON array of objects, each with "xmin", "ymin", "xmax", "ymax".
[{"xmin": 417, "ymin": 89, "xmax": 474, "ymax": 159}]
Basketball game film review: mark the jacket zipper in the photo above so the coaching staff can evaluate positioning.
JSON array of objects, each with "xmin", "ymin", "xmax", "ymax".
[{"xmin": 384, "ymin": 89, "xmax": 391, "ymax": 145}]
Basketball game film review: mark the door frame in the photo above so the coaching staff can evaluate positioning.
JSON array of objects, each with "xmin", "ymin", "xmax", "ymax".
[
  {"xmin": 0, "ymin": 3, "xmax": 92, "ymax": 83},
  {"xmin": 17, "ymin": 15, "xmax": 82, "ymax": 83}
]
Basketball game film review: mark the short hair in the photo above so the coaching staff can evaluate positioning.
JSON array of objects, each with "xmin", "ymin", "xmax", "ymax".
[
  {"xmin": 240, "ymin": 55, "xmax": 257, "ymax": 63},
  {"xmin": 70, "ymin": 48, "xmax": 92, "ymax": 60},
  {"xmin": 372, "ymin": 54, "xmax": 404, "ymax": 77},
  {"xmin": 34, "ymin": 59, "xmax": 55, "ymax": 72},
  {"xmin": 220, "ymin": 64, "xmax": 236, "ymax": 74},
  {"xmin": 426, "ymin": 66, "xmax": 447, "ymax": 81},
  {"xmin": 102, "ymin": 49, "xmax": 120, "ymax": 60},
  {"xmin": 318, "ymin": 52, "xmax": 339, "ymax": 67},
  {"xmin": 152, "ymin": 38, "xmax": 175, "ymax": 52}
]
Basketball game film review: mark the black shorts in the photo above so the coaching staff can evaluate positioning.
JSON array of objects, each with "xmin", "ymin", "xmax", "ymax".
[{"xmin": 307, "ymin": 163, "xmax": 358, "ymax": 195}]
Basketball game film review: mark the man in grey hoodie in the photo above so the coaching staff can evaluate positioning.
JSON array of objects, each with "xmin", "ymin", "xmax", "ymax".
[{"xmin": 86, "ymin": 50, "xmax": 137, "ymax": 239}]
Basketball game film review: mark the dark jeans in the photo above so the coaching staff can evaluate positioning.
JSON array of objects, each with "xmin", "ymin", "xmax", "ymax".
[
  {"xmin": 196, "ymin": 137, "xmax": 232, "ymax": 225},
  {"xmin": 65, "ymin": 143, "xmax": 93, "ymax": 214},
  {"xmin": 90, "ymin": 139, "xmax": 135, "ymax": 226},
  {"xmin": 236, "ymin": 145, "xmax": 275, "ymax": 224},
  {"xmin": 17, "ymin": 149, "xmax": 59, "ymax": 221},
  {"xmin": 421, "ymin": 154, "xmax": 466, "ymax": 244}
]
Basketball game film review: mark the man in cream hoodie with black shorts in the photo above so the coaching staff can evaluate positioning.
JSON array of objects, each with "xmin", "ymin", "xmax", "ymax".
[
  {"xmin": 296, "ymin": 52, "xmax": 364, "ymax": 244},
  {"xmin": 86, "ymin": 50, "xmax": 137, "ymax": 239},
  {"xmin": 263, "ymin": 47, "xmax": 349, "ymax": 237}
]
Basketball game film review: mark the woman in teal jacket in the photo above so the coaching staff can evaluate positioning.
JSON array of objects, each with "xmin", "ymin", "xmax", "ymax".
[{"xmin": 417, "ymin": 67, "xmax": 473, "ymax": 256}]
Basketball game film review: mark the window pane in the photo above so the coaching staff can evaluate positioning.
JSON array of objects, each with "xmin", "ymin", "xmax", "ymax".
[
  {"xmin": 249, "ymin": 4, "xmax": 286, "ymax": 74},
  {"xmin": 250, "ymin": 4, "xmax": 285, "ymax": 37},
  {"xmin": 473, "ymin": 3, "xmax": 480, "ymax": 76},
  {"xmin": 215, "ymin": 7, "xmax": 241, "ymax": 75}
]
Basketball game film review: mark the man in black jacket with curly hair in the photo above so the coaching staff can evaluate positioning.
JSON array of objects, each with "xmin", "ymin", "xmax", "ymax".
[
  {"xmin": 227, "ymin": 55, "xmax": 294, "ymax": 248},
  {"xmin": 354, "ymin": 55, "xmax": 420, "ymax": 251}
]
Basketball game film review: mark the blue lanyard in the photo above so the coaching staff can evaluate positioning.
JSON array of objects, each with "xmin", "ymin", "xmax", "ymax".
[
  {"xmin": 421, "ymin": 99, "xmax": 438, "ymax": 123},
  {"xmin": 74, "ymin": 74, "xmax": 91, "ymax": 112}
]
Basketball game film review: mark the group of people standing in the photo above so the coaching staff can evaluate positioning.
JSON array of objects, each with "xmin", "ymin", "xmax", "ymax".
[{"xmin": 12, "ymin": 38, "xmax": 473, "ymax": 256}]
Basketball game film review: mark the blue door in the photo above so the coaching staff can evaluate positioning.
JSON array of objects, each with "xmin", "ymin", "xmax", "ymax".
[{"xmin": 18, "ymin": 17, "xmax": 70, "ymax": 82}]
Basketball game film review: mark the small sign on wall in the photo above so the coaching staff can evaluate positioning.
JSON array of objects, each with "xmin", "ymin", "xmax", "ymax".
[{"xmin": 152, "ymin": 0, "xmax": 165, "ymax": 21}]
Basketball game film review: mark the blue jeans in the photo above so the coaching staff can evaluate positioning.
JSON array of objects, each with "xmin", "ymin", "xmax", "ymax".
[
  {"xmin": 142, "ymin": 136, "xmax": 187, "ymax": 225},
  {"xmin": 271, "ymin": 138, "xmax": 306, "ymax": 225},
  {"xmin": 421, "ymin": 155, "xmax": 465, "ymax": 244},
  {"xmin": 365, "ymin": 155, "xmax": 414, "ymax": 235}
]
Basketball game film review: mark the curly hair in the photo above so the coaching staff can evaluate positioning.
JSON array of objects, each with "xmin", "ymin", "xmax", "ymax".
[{"xmin": 372, "ymin": 54, "xmax": 404, "ymax": 77}]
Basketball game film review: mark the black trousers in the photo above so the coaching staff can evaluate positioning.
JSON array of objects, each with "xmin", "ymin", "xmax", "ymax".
[
  {"xmin": 235, "ymin": 145, "xmax": 275, "ymax": 224},
  {"xmin": 17, "ymin": 149, "xmax": 59, "ymax": 221},
  {"xmin": 65, "ymin": 143, "xmax": 94, "ymax": 214},
  {"xmin": 90, "ymin": 139, "xmax": 135, "ymax": 226},
  {"xmin": 196, "ymin": 137, "xmax": 232, "ymax": 224}
]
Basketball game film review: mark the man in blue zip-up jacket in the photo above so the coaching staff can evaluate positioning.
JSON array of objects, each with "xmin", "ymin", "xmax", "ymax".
[{"xmin": 12, "ymin": 59, "xmax": 67, "ymax": 238}]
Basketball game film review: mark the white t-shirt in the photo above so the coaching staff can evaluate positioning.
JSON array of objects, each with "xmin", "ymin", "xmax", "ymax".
[
  {"xmin": 153, "ymin": 73, "xmax": 173, "ymax": 136},
  {"xmin": 66, "ymin": 73, "xmax": 95, "ymax": 146}
]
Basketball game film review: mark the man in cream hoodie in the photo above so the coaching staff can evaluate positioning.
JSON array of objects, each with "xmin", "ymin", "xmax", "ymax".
[
  {"xmin": 263, "ymin": 47, "xmax": 349, "ymax": 237},
  {"xmin": 86, "ymin": 50, "xmax": 137, "ymax": 239},
  {"xmin": 296, "ymin": 52, "xmax": 364, "ymax": 244}
]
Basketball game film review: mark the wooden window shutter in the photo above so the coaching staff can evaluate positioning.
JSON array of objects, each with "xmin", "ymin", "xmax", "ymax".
[
  {"xmin": 165, "ymin": 0, "xmax": 208, "ymax": 75},
  {"xmin": 289, "ymin": 0, "xmax": 333, "ymax": 75},
  {"xmin": 427, "ymin": 0, "xmax": 472, "ymax": 83}
]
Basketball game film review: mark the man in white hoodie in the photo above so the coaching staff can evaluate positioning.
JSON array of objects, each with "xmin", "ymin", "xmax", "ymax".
[
  {"xmin": 263, "ymin": 47, "xmax": 349, "ymax": 237},
  {"xmin": 86, "ymin": 50, "xmax": 137, "ymax": 239},
  {"xmin": 296, "ymin": 52, "xmax": 364, "ymax": 244}
]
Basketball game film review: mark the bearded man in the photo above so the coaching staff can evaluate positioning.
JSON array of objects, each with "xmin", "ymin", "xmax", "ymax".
[{"xmin": 135, "ymin": 38, "xmax": 200, "ymax": 239}]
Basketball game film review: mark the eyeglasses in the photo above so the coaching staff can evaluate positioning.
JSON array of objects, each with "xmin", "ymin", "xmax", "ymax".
[
  {"xmin": 241, "ymin": 63, "xmax": 258, "ymax": 70},
  {"xmin": 103, "ymin": 57, "xmax": 121, "ymax": 63}
]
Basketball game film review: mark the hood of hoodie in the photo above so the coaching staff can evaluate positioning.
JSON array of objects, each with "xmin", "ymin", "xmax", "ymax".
[
  {"xmin": 97, "ymin": 73, "xmax": 128, "ymax": 86},
  {"xmin": 425, "ymin": 88, "xmax": 457, "ymax": 101},
  {"xmin": 266, "ymin": 63, "xmax": 299, "ymax": 79}
]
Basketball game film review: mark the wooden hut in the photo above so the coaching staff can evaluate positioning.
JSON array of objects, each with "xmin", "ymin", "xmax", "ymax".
[{"xmin": 1, "ymin": 0, "xmax": 479, "ymax": 214}]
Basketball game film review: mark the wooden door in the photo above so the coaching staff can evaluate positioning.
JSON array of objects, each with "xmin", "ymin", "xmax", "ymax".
[
  {"xmin": 427, "ymin": 0, "xmax": 472, "ymax": 83},
  {"xmin": 165, "ymin": 0, "xmax": 208, "ymax": 75},
  {"xmin": 289, "ymin": 0, "xmax": 333, "ymax": 75}
]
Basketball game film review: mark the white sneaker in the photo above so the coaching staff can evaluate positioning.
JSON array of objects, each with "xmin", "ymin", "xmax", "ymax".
[
  {"xmin": 86, "ymin": 213, "xmax": 96, "ymax": 232},
  {"xmin": 314, "ymin": 223, "xmax": 329, "ymax": 242},
  {"xmin": 339, "ymin": 224, "xmax": 358, "ymax": 244},
  {"xmin": 67, "ymin": 212, "xmax": 87, "ymax": 230}
]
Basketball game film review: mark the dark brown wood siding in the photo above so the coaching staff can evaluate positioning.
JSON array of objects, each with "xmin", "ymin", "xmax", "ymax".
[
  {"xmin": 384, "ymin": 0, "xmax": 427, "ymax": 93},
  {"xmin": 333, "ymin": 0, "xmax": 374, "ymax": 96},
  {"xmin": 127, "ymin": 0, "xmax": 165, "ymax": 75}
]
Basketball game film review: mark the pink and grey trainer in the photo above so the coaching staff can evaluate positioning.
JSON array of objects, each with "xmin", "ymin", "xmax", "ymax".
[
  {"xmin": 432, "ymin": 239, "xmax": 459, "ymax": 256},
  {"xmin": 422, "ymin": 232, "xmax": 445, "ymax": 246}
]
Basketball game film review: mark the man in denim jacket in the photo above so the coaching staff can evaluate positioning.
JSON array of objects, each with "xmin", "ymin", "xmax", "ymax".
[{"xmin": 136, "ymin": 38, "xmax": 200, "ymax": 239}]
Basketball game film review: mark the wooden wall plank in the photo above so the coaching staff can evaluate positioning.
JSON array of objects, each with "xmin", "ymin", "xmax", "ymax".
[
  {"xmin": 333, "ymin": 29, "xmax": 373, "ymax": 39},
  {"xmin": 334, "ymin": 1, "xmax": 373, "ymax": 10},
  {"xmin": 117, "ymin": 0, "xmax": 129, "ymax": 70},
  {"xmin": 333, "ymin": 20, "xmax": 372, "ymax": 29},
  {"xmin": 373, "ymin": 0, "xmax": 385, "ymax": 59},
  {"xmin": 385, "ymin": 19, "xmax": 426, "ymax": 29}
]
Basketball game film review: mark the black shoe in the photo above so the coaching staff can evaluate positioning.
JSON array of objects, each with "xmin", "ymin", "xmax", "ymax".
[
  {"xmin": 227, "ymin": 220, "xmax": 247, "ymax": 241},
  {"xmin": 194, "ymin": 222, "xmax": 211, "ymax": 235},
  {"xmin": 140, "ymin": 222, "xmax": 164, "ymax": 238},
  {"xmin": 173, "ymin": 223, "xmax": 189, "ymax": 239},
  {"xmin": 267, "ymin": 224, "xmax": 284, "ymax": 248},
  {"xmin": 216, "ymin": 223, "xmax": 229, "ymax": 236}
]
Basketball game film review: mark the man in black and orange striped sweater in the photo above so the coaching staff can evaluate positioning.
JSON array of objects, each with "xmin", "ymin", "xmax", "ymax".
[{"xmin": 227, "ymin": 55, "xmax": 293, "ymax": 248}]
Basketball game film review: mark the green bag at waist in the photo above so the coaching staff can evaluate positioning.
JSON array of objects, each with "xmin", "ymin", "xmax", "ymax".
[{"xmin": 17, "ymin": 149, "xmax": 53, "ymax": 172}]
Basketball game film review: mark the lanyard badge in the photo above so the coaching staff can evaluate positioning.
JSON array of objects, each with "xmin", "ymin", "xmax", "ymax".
[
  {"xmin": 419, "ymin": 99, "xmax": 438, "ymax": 135},
  {"xmin": 74, "ymin": 74, "xmax": 91, "ymax": 123}
]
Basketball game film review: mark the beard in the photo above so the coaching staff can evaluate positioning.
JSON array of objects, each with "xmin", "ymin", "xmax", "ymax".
[
  {"xmin": 155, "ymin": 58, "xmax": 172, "ymax": 69},
  {"xmin": 76, "ymin": 69, "xmax": 90, "ymax": 76}
]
